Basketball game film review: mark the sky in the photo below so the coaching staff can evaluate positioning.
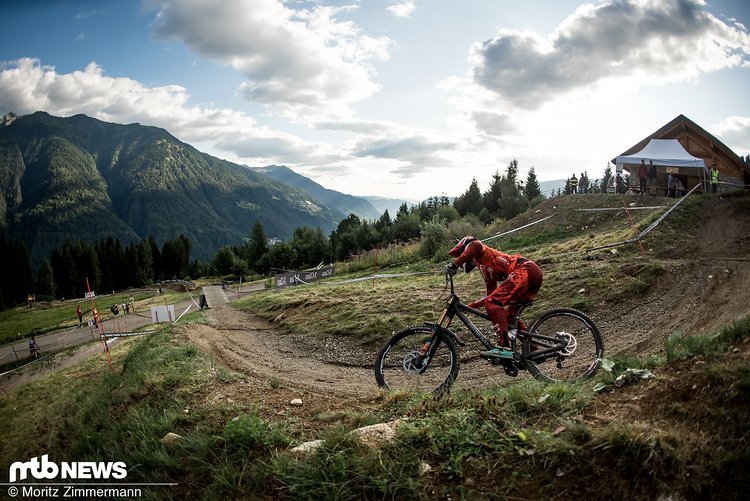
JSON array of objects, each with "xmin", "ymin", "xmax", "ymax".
[{"xmin": 1, "ymin": 0, "xmax": 749, "ymax": 201}]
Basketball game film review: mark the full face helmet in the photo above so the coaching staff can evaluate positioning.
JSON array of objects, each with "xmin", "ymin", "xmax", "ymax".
[{"xmin": 448, "ymin": 236, "xmax": 480, "ymax": 272}]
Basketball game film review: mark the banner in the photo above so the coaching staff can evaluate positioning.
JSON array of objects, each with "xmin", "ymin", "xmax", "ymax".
[{"xmin": 275, "ymin": 266, "xmax": 334, "ymax": 289}]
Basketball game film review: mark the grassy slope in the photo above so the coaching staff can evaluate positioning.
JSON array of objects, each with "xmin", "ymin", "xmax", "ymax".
[{"xmin": 2, "ymin": 192, "xmax": 749, "ymax": 499}]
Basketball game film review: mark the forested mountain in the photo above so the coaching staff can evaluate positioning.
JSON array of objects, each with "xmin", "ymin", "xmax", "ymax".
[
  {"xmin": 0, "ymin": 112, "xmax": 341, "ymax": 262},
  {"xmin": 255, "ymin": 165, "xmax": 382, "ymax": 221}
]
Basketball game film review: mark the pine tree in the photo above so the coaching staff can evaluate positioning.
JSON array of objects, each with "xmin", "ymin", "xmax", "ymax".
[
  {"xmin": 498, "ymin": 159, "xmax": 528, "ymax": 220},
  {"xmin": 525, "ymin": 166, "xmax": 542, "ymax": 201},
  {"xmin": 483, "ymin": 171, "xmax": 503, "ymax": 216},
  {"xmin": 247, "ymin": 221, "xmax": 269, "ymax": 272},
  {"xmin": 454, "ymin": 178, "xmax": 483, "ymax": 216},
  {"xmin": 35, "ymin": 259, "xmax": 56, "ymax": 300}
]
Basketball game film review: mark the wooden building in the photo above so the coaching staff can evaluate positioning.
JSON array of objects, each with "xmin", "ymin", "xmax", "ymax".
[{"xmin": 612, "ymin": 114, "xmax": 749, "ymax": 194}]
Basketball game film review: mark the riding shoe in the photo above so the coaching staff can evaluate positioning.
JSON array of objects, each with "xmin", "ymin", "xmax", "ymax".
[{"xmin": 480, "ymin": 346, "xmax": 514, "ymax": 360}]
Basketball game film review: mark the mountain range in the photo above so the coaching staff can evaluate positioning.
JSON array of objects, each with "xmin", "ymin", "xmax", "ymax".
[
  {"xmin": 0, "ymin": 112, "xmax": 401, "ymax": 263},
  {"xmin": 255, "ymin": 165, "xmax": 382, "ymax": 221}
]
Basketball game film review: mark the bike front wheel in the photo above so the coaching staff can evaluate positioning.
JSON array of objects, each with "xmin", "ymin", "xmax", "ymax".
[
  {"xmin": 374, "ymin": 326, "xmax": 459, "ymax": 397},
  {"xmin": 524, "ymin": 308, "xmax": 604, "ymax": 383}
]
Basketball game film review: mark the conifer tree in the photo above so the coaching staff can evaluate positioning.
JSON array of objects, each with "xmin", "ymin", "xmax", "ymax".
[
  {"xmin": 247, "ymin": 221, "xmax": 269, "ymax": 272},
  {"xmin": 525, "ymin": 166, "xmax": 542, "ymax": 201},
  {"xmin": 35, "ymin": 259, "xmax": 56, "ymax": 300}
]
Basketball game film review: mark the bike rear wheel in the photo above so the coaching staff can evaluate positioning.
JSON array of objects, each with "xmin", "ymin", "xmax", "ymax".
[
  {"xmin": 374, "ymin": 326, "xmax": 459, "ymax": 397},
  {"xmin": 524, "ymin": 308, "xmax": 604, "ymax": 383}
]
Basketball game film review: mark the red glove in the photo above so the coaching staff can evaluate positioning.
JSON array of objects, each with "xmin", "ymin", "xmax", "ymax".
[{"xmin": 467, "ymin": 296, "xmax": 486, "ymax": 309}]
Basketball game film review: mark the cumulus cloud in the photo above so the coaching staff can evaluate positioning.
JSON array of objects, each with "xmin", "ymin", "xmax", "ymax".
[
  {"xmin": 470, "ymin": 0, "xmax": 750, "ymax": 109},
  {"xmin": 0, "ymin": 58, "xmax": 327, "ymax": 165},
  {"xmin": 714, "ymin": 115, "xmax": 750, "ymax": 155},
  {"xmin": 145, "ymin": 0, "xmax": 392, "ymax": 114},
  {"xmin": 387, "ymin": 2, "xmax": 416, "ymax": 18},
  {"xmin": 350, "ymin": 133, "xmax": 456, "ymax": 175}
]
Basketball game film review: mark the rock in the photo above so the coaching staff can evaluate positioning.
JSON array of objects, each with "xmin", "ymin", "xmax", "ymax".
[
  {"xmin": 274, "ymin": 313, "xmax": 284, "ymax": 322},
  {"xmin": 291, "ymin": 440, "xmax": 324, "ymax": 455},
  {"xmin": 352, "ymin": 420, "xmax": 402, "ymax": 448},
  {"xmin": 160, "ymin": 432, "xmax": 184, "ymax": 445},
  {"xmin": 578, "ymin": 288, "xmax": 586, "ymax": 294},
  {"xmin": 290, "ymin": 398, "xmax": 303, "ymax": 406},
  {"xmin": 419, "ymin": 462, "xmax": 433, "ymax": 476}
]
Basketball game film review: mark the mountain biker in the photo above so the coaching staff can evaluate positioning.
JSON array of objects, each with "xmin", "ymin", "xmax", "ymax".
[{"xmin": 445, "ymin": 236, "xmax": 543, "ymax": 360}]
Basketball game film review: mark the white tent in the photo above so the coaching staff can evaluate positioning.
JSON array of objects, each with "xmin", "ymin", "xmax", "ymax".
[
  {"xmin": 615, "ymin": 138, "xmax": 708, "ymax": 193},
  {"xmin": 615, "ymin": 139, "xmax": 707, "ymax": 170}
]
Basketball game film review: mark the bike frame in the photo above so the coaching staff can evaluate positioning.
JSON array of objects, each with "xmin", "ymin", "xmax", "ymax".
[{"xmin": 432, "ymin": 275, "xmax": 565, "ymax": 364}]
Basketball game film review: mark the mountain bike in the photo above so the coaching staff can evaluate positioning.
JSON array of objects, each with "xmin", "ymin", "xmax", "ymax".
[{"xmin": 374, "ymin": 271, "xmax": 604, "ymax": 396}]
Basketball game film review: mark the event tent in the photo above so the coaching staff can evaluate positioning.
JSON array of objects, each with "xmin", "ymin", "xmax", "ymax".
[
  {"xmin": 615, "ymin": 139, "xmax": 707, "ymax": 170},
  {"xmin": 615, "ymin": 138, "xmax": 708, "ymax": 193}
]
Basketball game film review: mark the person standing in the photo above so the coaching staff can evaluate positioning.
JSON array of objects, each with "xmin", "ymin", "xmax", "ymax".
[
  {"xmin": 29, "ymin": 336, "xmax": 40, "ymax": 359},
  {"xmin": 76, "ymin": 304, "xmax": 83, "ymax": 326},
  {"xmin": 638, "ymin": 160, "xmax": 648, "ymax": 195},
  {"xmin": 710, "ymin": 162, "xmax": 719, "ymax": 193},
  {"xmin": 648, "ymin": 160, "xmax": 657, "ymax": 195},
  {"xmin": 569, "ymin": 173, "xmax": 578, "ymax": 194}
]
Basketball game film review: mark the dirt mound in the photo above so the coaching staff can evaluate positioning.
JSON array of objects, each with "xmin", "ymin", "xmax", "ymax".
[{"xmin": 184, "ymin": 307, "xmax": 382, "ymax": 416}]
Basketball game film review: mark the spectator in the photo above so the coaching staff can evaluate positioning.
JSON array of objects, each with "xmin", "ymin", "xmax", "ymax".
[
  {"xmin": 569, "ymin": 173, "xmax": 578, "ymax": 194},
  {"xmin": 29, "ymin": 336, "xmax": 40, "ymax": 359},
  {"xmin": 76, "ymin": 304, "xmax": 83, "ymax": 326},
  {"xmin": 639, "ymin": 160, "xmax": 648, "ymax": 195},
  {"xmin": 648, "ymin": 160, "xmax": 657, "ymax": 195},
  {"xmin": 675, "ymin": 177, "xmax": 685, "ymax": 197},
  {"xmin": 710, "ymin": 162, "xmax": 719, "ymax": 193}
]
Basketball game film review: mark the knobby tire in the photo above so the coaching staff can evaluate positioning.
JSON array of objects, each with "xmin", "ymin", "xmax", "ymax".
[
  {"xmin": 523, "ymin": 307, "xmax": 604, "ymax": 383},
  {"xmin": 374, "ymin": 326, "xmax": 459, "ymax": 397}
]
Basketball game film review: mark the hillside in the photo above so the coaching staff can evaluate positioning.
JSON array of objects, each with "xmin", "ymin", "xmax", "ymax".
[
  {"xmin": 0, "ymin": 112, "xmax": 341, "ymax": 261},
  {"xmin": 255, "ymin": 165, "xmax": 383, "ymax": 221},
  {"xmin": 1, "ymin": 191, "xmax": 748, "ymax": 499}
]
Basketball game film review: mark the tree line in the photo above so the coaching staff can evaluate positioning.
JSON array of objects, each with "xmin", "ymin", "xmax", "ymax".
[{"xmin": 0, "ymin": 234, "xmax": 197, "ymax": 308}]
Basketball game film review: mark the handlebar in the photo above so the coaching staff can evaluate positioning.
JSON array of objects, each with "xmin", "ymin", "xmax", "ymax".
[{"xmin": 444, "ymin": 267, "xmax": 456, "ymax": 295}]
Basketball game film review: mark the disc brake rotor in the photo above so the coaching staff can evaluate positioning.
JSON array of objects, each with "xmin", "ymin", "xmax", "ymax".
[
  {"xmin": 402, "ymin": 351, "xmax": 426, "ymax": 374},
  {"xmin": 557, "ymin": 332, "xmax": 578, "ymax": 356}
]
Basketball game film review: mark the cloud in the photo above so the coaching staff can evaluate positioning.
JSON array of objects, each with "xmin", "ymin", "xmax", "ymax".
[
  {"xmin": 0, "ymin": 58, "xmax": 329, "ymax": 165},
  {"xmin": 350, "ymin": 133, "xmax": 456, "ymax": 175},
  {"xmin": 387, "ymin": 1, "xmax": 416, "ymax": 18},
  {"xmin": 470, "ymin": 111, "xmax": 514, "ymax": 138},
  {"xmin": 714, "ymin": 115, "xmax": 750, "ymax": 155},
  {"xmin": 470, "ymin": 0, "xmax": 750, "ymax": 109},
  {"xmin": 145, "ymin": 0, "xmax": 392, "ymax": 114}
]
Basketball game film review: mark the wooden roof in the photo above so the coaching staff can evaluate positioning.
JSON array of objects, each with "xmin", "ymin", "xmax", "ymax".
[{"xmin": 612, "ymin": 114, "xmax": 748, "ymax": 176}]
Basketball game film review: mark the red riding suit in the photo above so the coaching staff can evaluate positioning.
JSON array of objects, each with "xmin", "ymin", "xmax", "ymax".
[{"xmin": 449, "ymin": 237, "xmax": 543, "ymax": 347}]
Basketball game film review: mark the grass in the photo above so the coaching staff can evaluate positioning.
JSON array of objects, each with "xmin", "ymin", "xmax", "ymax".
[
  {"xmin": 0, "ymin": 289, "xmax": 186, "ymax": 345},
  {"xmin": 1, "ymin": 311, "xmax": 749, "ymax": 499},
  {"xmin": 665, "ymin": 315, "xmax": 750, "ymax": 362}
]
